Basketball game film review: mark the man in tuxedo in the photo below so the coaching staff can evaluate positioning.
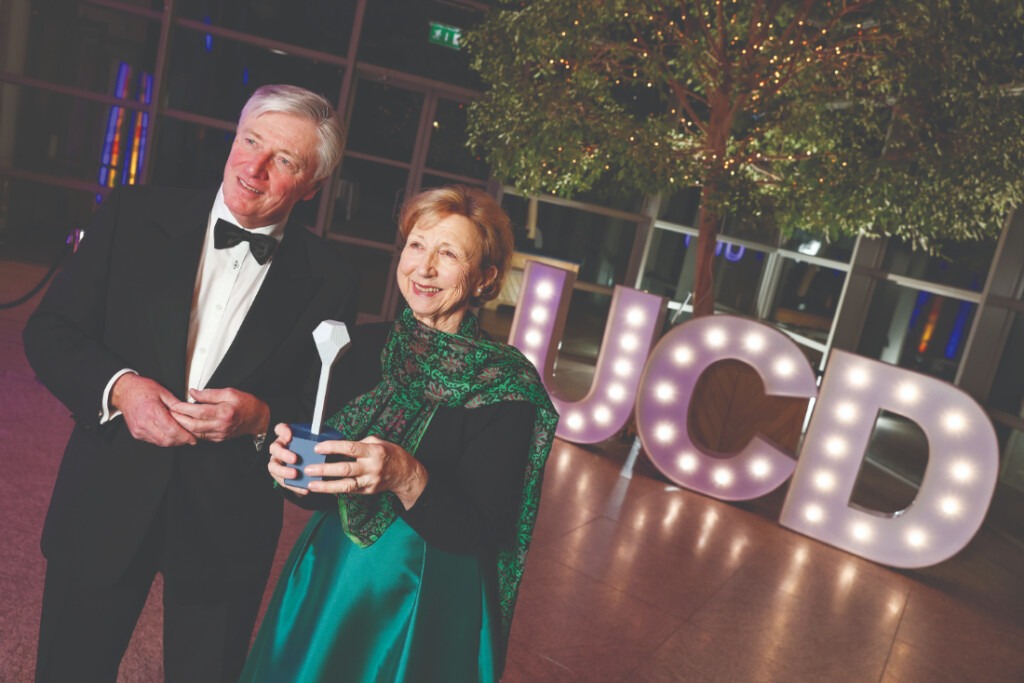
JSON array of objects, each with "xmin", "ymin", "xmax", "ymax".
[{"xmin": 24, "ymin": 84, "xmax": 358, "ymax": 683}]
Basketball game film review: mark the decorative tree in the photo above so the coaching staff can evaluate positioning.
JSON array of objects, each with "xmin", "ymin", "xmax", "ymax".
[{"xmin": 466, "ymin": 0, "xmax": 1024, "ymax": 317}]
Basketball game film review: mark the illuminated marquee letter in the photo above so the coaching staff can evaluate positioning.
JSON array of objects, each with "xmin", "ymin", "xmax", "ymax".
[
  {"xmin": 779, "ymin": 351, "xmax": 999, "ymax": 568},
  {"xmin": 510, "ymin": 261, "xmax": 666, "ymax": 443},
  {"xmin": 508, "ymin": 261, "xmax": 575, "ymax": 378},
  {"xmin": 636, "ymin": 316, "xmax": 818, "ymax": 500}
]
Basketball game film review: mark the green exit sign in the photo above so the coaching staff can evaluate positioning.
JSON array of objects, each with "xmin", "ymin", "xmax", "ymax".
[{"xmin": 429, "ymin": 21, "xmax": 463, "ymax": 50}]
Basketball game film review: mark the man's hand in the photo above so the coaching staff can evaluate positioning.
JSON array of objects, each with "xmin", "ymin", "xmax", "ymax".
[
  {"xmin": 171, "ymin": 387, "xmax": 271, "ymax": 443},
  {"xmin": 111, "ymin": 374, "xmax": 198, "ymax": 447}
]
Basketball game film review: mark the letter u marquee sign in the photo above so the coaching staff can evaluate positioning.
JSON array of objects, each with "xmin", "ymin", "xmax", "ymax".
[{"xmin": 511, "ymin": 262, "xmax": 999, "ymax": 569}]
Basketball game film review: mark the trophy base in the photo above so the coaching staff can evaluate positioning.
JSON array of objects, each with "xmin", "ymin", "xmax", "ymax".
[{"xmin": 287, "ymin": 423, "xmax": 345, "ymax": 489}]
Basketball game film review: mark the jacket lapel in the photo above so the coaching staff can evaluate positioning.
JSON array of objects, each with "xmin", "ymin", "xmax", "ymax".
[
  {"xmin": 148, "ymin": 190, "xmax": 215, "ymax": 397},
  {"xmin": 205, "ymin": 222, "xmax": 322, "ymax": 390}
]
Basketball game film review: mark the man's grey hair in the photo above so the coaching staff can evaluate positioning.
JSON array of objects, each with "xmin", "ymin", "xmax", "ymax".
[{"xmin": 238, "ymin": 84, "xmax": 345, "ymax": 181}]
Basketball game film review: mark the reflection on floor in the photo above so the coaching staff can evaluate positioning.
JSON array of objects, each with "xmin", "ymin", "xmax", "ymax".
[
  {"xmin": 500, "ymin": 431, "xmax": 1024, "ymax": 682},
  {"xmin": 3, "ymin": 261, "xmax": 1023, "ymax": 682}
]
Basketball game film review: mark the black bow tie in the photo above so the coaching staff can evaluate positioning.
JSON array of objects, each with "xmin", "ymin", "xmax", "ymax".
[{"xmin": 214, "ymin": 218, "xmax": 278, "ymax": 265}]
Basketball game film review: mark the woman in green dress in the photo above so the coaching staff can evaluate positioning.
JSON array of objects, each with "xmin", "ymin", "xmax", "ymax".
[{"xmin": 240, "ymin": 185, "xmax": 558, "ymax": 682}]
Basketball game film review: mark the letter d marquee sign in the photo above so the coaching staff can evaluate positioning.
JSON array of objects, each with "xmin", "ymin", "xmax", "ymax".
[{"xmin": 511, "ymin": 262, "xmax": 999, "ymax": 569}]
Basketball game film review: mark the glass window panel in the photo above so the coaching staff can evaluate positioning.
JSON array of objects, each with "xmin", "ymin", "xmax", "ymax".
[
  {"xmin": 524, "ymin": 201, "xmax": 637, "ymax": 287},
  {"xmin": 346, "ymin": 81, "xmax": 425, "ymax": 163},
  {"xmin": 857, "ymin": 280, "xmax": 977, "ymax": 382},
  {"xmin": 997, "ymin": 425, "xmax": 1024, "ymax": 492},
  {"xmin": 330, "ymin": 157, "xmax": 407, "ymax": 244},
  {"xmin": 0, "ymin": 176, "xmax": 96, "ymax": 263},
  {"xmin": 987, "ymin": 311, "xmax": 1024, "ymax": 418},
  {"xmin": 330, "ymin": 242, "xmax": 394, "ymax": 317},
  {"xmin": 991, "ymin": 424, "xmax": 1024, "ymax": 544},
  {"xmin": 571, "ymin": 183, "xmax": 645, "ymax": 215},
  {"xmin": 719, "ymin": 213, "xmax": 778, "ymax": 247},
  {"xmin": 149, "ymin": 117, "xmax": 233, "ymax": 189},
  {"xmin": 500, "ymin": 193, "xmax": 531, "ymax": 248},
  {"xmin": 769, "ymin": 259, "xmax": 847, "ymax": 344},
  {"xmin": 2, "ymin": 2, "xmax": 159, "ymax": 98},
  {"xmin": 657, "ymin": 187, "xmax": 701, "ymax": 227},
  {"xmin": 882, "ymin": 235, "xmax": 997, "ymax": 292},
  {"xmin": 639, "ymin": 228, "xmax": 692, "ymax": 300},
  {"xmin": 781, "ymin": 228, "xmax": 855, "ymax": 263},
  {"xmin": 164, "ymin": 29, "xmax": 344, "ymax": 122},
  {"xmin": 425, "ymin": 99, "xmax": 487, "ymax": 179},
  {"xmin": 713, "ymin": 242, "xmax": 767, "ymax": 316},
  {"xmin": 0, "ymin": 83, "xmax": 149, "ymax": 187},
  {"xmin": 419, "ymin": 174, "xmax": 486, "ymax": 193},
  {"xmin": 358, "ymin": 0, "xmax": 482, "ymax": 90},
  {"xmin": 175, "ymin": 0, "xmax": 356, "ymax": 56}
]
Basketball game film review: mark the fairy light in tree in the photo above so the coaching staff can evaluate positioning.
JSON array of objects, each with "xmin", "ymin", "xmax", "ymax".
[
  {"xmin": 780, "ymin": 350, "xmax": 999, "ymax": 568},
  {"xmin": 637, "ymin": 316, "xmax": 817, "ymax": 501}
]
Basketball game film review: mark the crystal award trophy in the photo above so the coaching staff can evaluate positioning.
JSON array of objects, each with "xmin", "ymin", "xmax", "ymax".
[{"xmin": 288, "ymin": 320, "xmax": 351, "ymax": 488}]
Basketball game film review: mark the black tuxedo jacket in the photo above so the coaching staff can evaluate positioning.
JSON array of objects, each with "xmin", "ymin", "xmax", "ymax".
[{"xmin": 23, "ymin": 185, "xmax": 358, "ymax": 590}]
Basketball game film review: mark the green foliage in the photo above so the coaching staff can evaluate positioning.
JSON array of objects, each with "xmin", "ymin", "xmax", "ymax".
[{"xmin": 467, "ymin": 0, "xmax": 1024, "ymax": 250}]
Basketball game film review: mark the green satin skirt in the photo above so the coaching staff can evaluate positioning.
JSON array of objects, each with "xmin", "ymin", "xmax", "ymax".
[{"xmin": 240, "ymin": 509, "xmax": 499, "ymax": 682}]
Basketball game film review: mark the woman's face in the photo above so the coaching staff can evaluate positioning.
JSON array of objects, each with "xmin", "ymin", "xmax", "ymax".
[{"xmin": 397, "ymin": 213, "xmax": 495, "ymax": 334}]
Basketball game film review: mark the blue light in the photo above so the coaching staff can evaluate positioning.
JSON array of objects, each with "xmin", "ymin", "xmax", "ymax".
[
  {"xmin": 945, "ymin": 300, "xmax": 973, "ymax": 359},
  {"xmin": 908, "ymin": 290, "xmax": 929, "ymax": 330},
  {"xmin": 681, "ymin": 234, "xmax": 745, "ymax": 262},
  {"xmin": 723, "ymin": 243, "xmax": 745, "ymax": 263}
]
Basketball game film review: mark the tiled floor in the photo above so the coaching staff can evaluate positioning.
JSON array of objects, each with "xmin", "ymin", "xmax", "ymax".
[
  {"xmin": 3, "ymin": 259, "xmax": 1024, "ymax": 682},
  {"xmin": 502, "ymin": 435, "xmax": 1024, "ymax": 682}
]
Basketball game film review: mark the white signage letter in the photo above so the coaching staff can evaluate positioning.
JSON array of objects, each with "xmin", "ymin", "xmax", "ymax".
[
  {"xmin": 636, "ymin": 316, "xmax": 818, "ymax": 500},
  {"xmin": 780, "ymin": 351, "xmax": 999, "ymax": 568}
]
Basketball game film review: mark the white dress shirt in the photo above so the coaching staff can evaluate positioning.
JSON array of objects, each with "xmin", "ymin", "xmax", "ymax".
[{"xmin": 100, "ymin": 185, "xmax": 285, "ymax": 421}]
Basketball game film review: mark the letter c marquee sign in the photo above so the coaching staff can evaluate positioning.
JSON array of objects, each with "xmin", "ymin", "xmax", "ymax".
[{"xmin": 511, "ymin": 261, "xmax": 1000, "ymax": 569}]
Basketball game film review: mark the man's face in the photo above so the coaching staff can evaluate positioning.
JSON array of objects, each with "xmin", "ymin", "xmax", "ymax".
[{"xmin": 222, "ymin": 111, "xmax": 322, "ymax": 228}]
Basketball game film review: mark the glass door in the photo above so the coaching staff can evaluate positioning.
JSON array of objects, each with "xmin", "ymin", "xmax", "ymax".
[{"xmin": 326, "ymin": 72, "xmax": 489, "ymax": 320}]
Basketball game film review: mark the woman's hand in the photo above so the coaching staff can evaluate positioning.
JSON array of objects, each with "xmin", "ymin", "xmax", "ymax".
[
  {"xmin": 267, "ymin": 423, "xmax": 309, "ymax": 496},
  {"xmin": 304, "ymin": 436, "xmax": 429, "ymax": 510}
]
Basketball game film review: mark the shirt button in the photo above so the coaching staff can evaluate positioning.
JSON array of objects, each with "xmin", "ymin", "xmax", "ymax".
[
  {"xmin": 216, "ymin": 304, "xmax": 223, "ymax": 311},
  {"xmin": 233, "ymin": 260, "xmax": 240, "ymax": 269}
]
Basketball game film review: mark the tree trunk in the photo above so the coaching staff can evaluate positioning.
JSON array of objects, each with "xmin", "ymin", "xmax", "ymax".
[{"xmin": 691, "ymin": 183, "xmax": 719, "ymax": 318}]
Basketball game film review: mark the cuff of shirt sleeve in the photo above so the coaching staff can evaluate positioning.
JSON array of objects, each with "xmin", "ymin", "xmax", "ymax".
[{"xmin": 100, "ymin": 368, "xmax": 138, "ymax": 423}]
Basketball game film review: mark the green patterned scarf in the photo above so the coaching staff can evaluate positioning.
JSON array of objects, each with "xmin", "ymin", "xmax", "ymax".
[{"xmin": 325, "ymin": 306, "xmax": 558, "ymax": 643}]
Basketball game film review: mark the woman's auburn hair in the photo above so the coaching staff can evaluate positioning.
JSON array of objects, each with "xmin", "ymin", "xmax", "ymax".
[{"xmin": 398, "ymin": 185, "xmax": 515, "ymax": 308}]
